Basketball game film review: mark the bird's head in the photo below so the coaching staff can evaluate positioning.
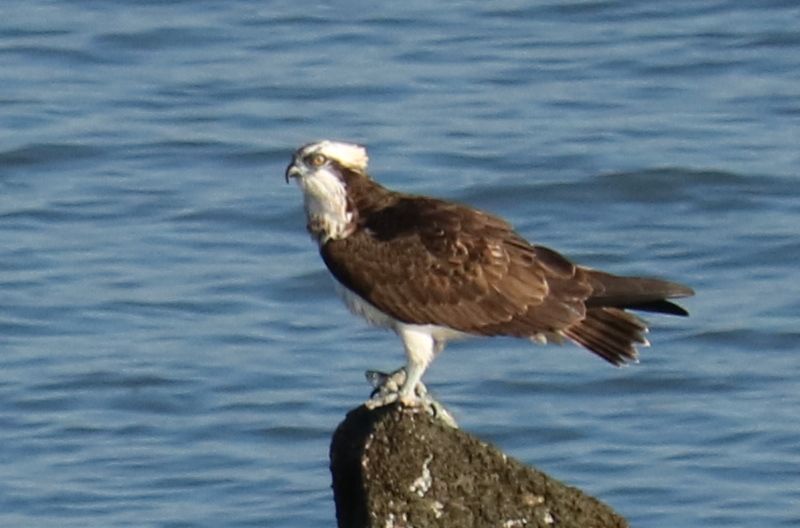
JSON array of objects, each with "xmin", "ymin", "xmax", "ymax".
[
  {"xmin": 285, "ymin": 140, "xmax": 369, "ymax": 243},
  {"xmin": 285, "ymin": 140, "xmax": 369, "ymax": 184}
]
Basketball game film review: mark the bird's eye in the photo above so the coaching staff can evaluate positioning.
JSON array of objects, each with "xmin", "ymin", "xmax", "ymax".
[{"xmin": 310, "ymin": 154, "xmax": 326, "ymax": 167}]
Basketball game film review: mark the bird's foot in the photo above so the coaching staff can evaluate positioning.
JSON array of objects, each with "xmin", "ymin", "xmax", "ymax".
[
  {"xmin": 365, "ymin": 367, "xmax": 408, "ymax": 397},
  {"xmin": 364, "ymin": 367, "xmax": 413, "ymax": 408},
  {"xmin": 364, "ymin": 368, "xmax": 458, "ymax": 428}
]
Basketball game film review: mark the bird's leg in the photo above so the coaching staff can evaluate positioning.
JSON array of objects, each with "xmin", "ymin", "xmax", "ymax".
[
  {"xmin": 397, "ymin": 326, "xmax": 436, "ymax": 406},
  {"xmin": 364, "ymin": 326, "xmax": 434, "ymax": 408},
  {"xmin": 398, "ymin": 359, "xmax": 427, "ymax": 405},
  {"xmin": 363, "ymin": 326, "xmax": 458, "ymax": 426}
]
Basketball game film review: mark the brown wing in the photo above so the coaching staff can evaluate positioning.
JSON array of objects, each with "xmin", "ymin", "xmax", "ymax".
[
  {"xmin": 321, "ymin": 192, "xmax": 694, "ymax": 366},
  {"xmin": 320, "ymin": 196, "xmax": 592, "ymax": 338}
]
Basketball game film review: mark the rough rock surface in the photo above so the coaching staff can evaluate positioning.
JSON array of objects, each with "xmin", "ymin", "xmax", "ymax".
[{"xmin": 330, "ymin": 403, "xmax": 629, "ymax": 528}]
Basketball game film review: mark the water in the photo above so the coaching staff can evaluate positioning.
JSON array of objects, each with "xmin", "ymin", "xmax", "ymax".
[{"xmin": 2, "ymin": 1, "xmax": 799, "ymax": 526}]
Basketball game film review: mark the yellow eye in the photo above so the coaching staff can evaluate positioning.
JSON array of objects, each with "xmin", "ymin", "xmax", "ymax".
[{"xmin": 311, "ymin": 154, "xmax": 326, "ymax": 167}]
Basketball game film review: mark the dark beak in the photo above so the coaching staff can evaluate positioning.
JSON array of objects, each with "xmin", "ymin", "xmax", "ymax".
[{"xmin": 285, "ymin": 163, "xmax": 300, "ymax": 184}]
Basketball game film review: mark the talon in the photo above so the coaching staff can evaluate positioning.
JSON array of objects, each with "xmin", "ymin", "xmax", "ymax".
[
  {"xmin": 398, "ymin": 392, "xmax": 424, "ymax": 408},
  {"xmin": 365, "ymin": 391, "xmax": 399, "ymax": 409}
]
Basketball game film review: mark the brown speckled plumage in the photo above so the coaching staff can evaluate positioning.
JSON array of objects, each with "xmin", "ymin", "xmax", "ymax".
[{"xmin": 318, "ymin": 165, "xmax": 692, "ymax": 366}]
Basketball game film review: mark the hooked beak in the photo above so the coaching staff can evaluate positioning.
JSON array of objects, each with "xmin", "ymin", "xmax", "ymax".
[{"xmin": 285, "ymin": 162, "xmax": 301, "ymax": 184}]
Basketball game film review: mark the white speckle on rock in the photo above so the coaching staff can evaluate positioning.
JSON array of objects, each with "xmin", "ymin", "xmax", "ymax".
[
  {"xmin": 409, "ymin": 454, "xmax": 434, "ymax": 497},
  {"xmin": 432, "ymin": 500, "xmax": 444, "ymax": 518}
]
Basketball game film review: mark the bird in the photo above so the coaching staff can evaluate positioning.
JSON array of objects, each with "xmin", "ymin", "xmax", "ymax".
[{"xmin": 285, "ymin": 140, "xmax": 694, "ymax": 407}]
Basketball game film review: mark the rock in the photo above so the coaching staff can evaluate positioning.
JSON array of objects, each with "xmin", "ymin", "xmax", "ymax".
[{"xmin": 330, "ymin": 403, "xmax": 629, "ymax": 528}]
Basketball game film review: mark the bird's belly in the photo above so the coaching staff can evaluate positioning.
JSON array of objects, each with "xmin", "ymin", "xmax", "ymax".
[
  {"xmin": 330, "ymin": 277, "xmax": 470, "ymax": 343},
  {"xmin": 332, "ymin": 279, "xmax": 400, "ymax": 330}
]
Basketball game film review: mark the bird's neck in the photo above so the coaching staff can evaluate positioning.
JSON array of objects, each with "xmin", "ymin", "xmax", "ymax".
[
  {"xmin": 304, "ymin": 198, "xmax": 356, "ymax": 246},
  {"xmin": 299, "ymin": 166, "xmax": 355, "ymax": 245},
  {"xmin": 303, "ymin": 168, "xmax": 402, "ymax": 246}
]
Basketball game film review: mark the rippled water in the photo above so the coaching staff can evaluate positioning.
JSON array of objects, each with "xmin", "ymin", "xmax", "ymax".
[{"xmin": 2, "ymin": 1, "xmax": 800, "ymax": 527}]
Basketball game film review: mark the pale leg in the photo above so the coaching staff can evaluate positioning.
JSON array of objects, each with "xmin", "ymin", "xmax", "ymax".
[{"xmin": 396, "ymin": 325, "xmax": 437, "ymax": 405}]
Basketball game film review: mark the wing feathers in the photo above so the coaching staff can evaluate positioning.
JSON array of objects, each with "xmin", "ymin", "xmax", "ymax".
[{"xmin": 320, "ymin": 183, "xmax": 692, "ymax": 364}]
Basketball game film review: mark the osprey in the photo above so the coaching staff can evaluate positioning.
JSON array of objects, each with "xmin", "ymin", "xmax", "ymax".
[{"xmin": 285, "ymin": 140, "xmax": 693, "ymax": 406}]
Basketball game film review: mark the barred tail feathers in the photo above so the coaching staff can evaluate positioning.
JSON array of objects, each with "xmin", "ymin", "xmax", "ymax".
[{"xmin": 563, "ymin": 307, "xmax": 650, "ymax": 365}]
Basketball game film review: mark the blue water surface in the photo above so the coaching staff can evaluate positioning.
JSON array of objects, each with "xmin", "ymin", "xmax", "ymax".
[{"xmin": 2, "ymin": 1, "xmax": 800, "ymax": 527}]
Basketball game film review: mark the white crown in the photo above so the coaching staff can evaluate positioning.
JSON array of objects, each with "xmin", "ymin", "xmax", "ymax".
[{"xmin": 312, "ymin": 140, "xmax": 369, "ymax": 171}]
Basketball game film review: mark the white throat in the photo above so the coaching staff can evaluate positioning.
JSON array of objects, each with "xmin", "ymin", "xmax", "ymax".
[{"xmin": 297, "ymin": 166, "xmax": 354, "ymax": 244}]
